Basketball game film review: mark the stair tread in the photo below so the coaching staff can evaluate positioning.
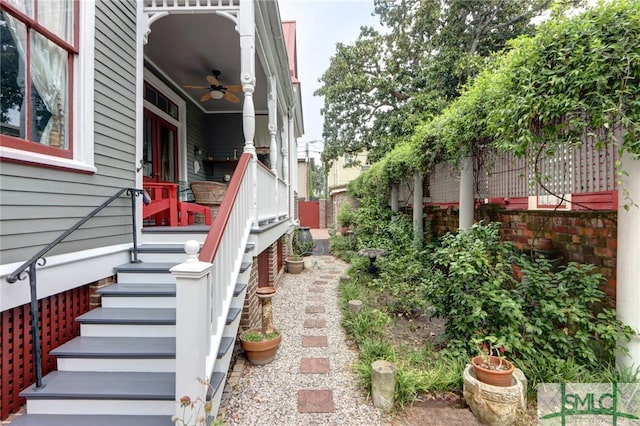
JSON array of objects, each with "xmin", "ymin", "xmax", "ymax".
[
  {"xmin": 245, "ymin": 242, "xmax": 255, "ymax": 253},
  {"xmin": 217, "ymin": 336, "xmax": 234, "ymax": 359},
  {"xmin": 133, "ymin": 244, "xmax": 195, "ymax": 253},
  {"xmin": 114, "ymin": 262, "xmax": 177, "ymax": 273},
  {"xmin": 226, "ymin": 308, "xmax": 241, "ymax": 325},
  {"xmin": 98, "ymin": 283, "xmax": 175, "ymax": 296},
  {"xmin": 50, "ymin": 336, "xmax": 175, "ymax": 358},
  {"xmin": 233, "ymin": 282, "xmax": 247, "ymax": 297},
  {"xmin": 239, "ymin": 261, "xmax": 251, "ymax": 273},
  {"xmin": 6, "ymin": 414, "xmax": 174, "ymax": 426},
  {"xmin": 76, "ymin": 307, "xmax": 175, "ymax": 324},
  {"xmin": 20, "ymin": 371, "xmax": 175, "ymax": 400}
]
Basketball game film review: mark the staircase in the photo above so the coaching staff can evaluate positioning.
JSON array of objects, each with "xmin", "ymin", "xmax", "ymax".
[{"xmin": 11, "ymin": 228, "xmax": 253, "ymax": 426}]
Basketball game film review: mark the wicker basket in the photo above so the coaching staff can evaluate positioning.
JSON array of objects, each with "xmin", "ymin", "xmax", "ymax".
[{"xmin": 190, "ymin": 181, "xmax": 228, "ymax": 206}]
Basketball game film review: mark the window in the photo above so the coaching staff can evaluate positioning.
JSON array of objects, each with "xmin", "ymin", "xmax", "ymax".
[{"xmin": 0, "ymin": 0, "xmax": 77, "ymax": 158}]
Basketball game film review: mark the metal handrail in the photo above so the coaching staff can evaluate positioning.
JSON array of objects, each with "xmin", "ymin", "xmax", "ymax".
[{"xmin": 5, "ymin": 187, "xmax": 144, "ymax": 389}]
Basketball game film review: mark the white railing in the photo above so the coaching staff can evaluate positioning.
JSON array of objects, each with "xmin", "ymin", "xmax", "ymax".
[
  {"xmin": 143, "ymin": 0, "xmax": 239, "ymax": 11},
  {"xmin": 172, "ymin": 153, "xmax": 253, "ymax": 412},
  {"xmin": 256, "ymin": 162, "xmax": 288, "ymax": 224}
]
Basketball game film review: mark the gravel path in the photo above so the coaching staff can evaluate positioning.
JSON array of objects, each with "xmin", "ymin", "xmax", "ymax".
[{"xmin": 222, "ymin": 255, "xmax": 383, "ymax": 425}]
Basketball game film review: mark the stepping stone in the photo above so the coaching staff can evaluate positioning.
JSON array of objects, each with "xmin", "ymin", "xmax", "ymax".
[
  {"xmin": 309, "ymin": 287, "xmax": 324, "ymax": 293},
  {"xmin": 306, "ymin": 305, "xmax": 325, "ymax": 314},
  {"xmin": 298, "ymin": 389, "xmax": 335, "ymax": 413},
  {"xmin": 314, "ymin": 280, "xmax": 328, "ymax": 285},
  {"xmin": 302, "ymin": 335, "xmax": 328, "ymax": 347},
  {"xmin": 307, "ymin": 296, "xmax": 323, "ymax": 302},
  {"xmin": 321, "ymin": 275, "xmax": 336, "ymax": 279},
  {"xmin": 300, "ymin": 357, "xmax": 331, "ymax": 374},
  {"xmin": 304, "ymin": 319, "xmax": 326, "ymax": 329}
]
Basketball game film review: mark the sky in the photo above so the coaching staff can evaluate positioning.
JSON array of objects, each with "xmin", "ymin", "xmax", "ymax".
[{"xmin": 278, "ymin": 0, "xmax": 379, "ymax": 160}]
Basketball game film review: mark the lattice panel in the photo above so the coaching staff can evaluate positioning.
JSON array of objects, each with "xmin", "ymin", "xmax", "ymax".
[{"xmin": 1, "ymin": 286, "xmax": 90, "ymax": 421}]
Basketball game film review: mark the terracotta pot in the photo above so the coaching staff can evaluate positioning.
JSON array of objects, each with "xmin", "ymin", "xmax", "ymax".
[
  {"xmin": 286, "ymin": 257, "xmax": 304, "ymax": 274},
  {"xmin": 471, "ymin": 355, "xmax": 514, "ymax": 387},
  {"xmin": 535, "ymin": 238, "xmax": 554, "ymax": 252},
  {"xmin": 239, "ymin": 328, "xmax": 282, "ymax": 365}
]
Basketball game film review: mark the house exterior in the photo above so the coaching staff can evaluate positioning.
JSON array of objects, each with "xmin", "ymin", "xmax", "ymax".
[{"xmin": 0, "ymin": 0, "xmax": 303, "ymax": 423}]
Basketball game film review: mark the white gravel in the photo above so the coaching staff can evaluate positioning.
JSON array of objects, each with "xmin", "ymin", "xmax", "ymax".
[{"xmin": 222, "ymin": 256, "xmax": 383, "ymax": 425}]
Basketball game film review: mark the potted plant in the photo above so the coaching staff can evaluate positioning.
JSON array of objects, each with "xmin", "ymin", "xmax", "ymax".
[
  {"xmin": 239, "ymin": 287, "xmax": 282, "ymax": 365},
  {"xmin": 470, "ymin": 336, "xmax": 514, "ymax": 387},
  {"xmin": 284, "ymin": 230, "xmax": 306, "ymax": 274},
  {"xmin": 336, "ymin": 203, "xmax": 356, "ymax": 235}
]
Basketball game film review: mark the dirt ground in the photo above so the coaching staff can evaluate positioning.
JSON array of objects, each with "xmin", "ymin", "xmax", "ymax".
[{"xmin": 383, "ymin": 313, "xmax": 538, "ymax": 426}]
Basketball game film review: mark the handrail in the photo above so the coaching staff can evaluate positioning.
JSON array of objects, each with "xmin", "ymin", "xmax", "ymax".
[
  {"xmin": 199, "ymin": 153, "xmax": 251, "ymax": 263},
  {"xmin": 5, "ymin": 187, "xmax": 144, "ymax": 389}
]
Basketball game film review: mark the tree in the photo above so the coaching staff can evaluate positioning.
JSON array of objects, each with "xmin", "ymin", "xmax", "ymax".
[{"xmin": 316, "ymin": 0, "xmax": 580, "ymax": 166}]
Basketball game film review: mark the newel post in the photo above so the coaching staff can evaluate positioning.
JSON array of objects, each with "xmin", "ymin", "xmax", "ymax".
[{"xmin": 171, "ymin": 240, "xmax": 213, "ymax": 416}]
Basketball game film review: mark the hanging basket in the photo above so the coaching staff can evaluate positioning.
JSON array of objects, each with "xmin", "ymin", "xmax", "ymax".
[{"xmin": 471, "ymin": 355, "xmax": 515, "ymax": 387}]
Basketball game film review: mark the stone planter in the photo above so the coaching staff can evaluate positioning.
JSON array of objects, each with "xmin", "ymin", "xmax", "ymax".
[{"xmin": 471, "ymin": 355, "xmax": 514, "ymax": 387}]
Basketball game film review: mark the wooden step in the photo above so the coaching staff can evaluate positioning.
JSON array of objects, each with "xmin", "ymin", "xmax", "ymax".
[
  {"xmin": 98, "ymin": 283, "xmax": 176, "ymax": 308},
  {"xmin": 20, "ymin": 371, "xmax": 175, "ymax": 415},
  {"xmin": 114, "ymin": 262, "xmax": 178, "ymax": 284},
  {"xmin": 77, "ymin": 307, "xmax": 175, "ymax": 337},
  {"xmin": 51, "ymin": 336, "xmax": 175, "ymax": 372},
  {"xmin": 6, "ymin": 414, "xmax": 175, "ymax": 426}
]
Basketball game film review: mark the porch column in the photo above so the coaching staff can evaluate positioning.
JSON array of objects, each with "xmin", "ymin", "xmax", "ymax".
[
  {"xmin": 391, "ymin": 183, "xmax": 399, "ymax": 213},
  {"xmin": 459, "ymin": 156, "xmax": 474, "ymax": 230},
  {"xmin": 617, "ymin": 150, "xmax": 640, "ymax": 368},
  {"xmin": 268, "ymin": 76, "xmax": 278, "ymax": 175},
  {"xmin": 282, "ymin": 113, "xmax": 290, "ymax": 184},
  {"xmin": 239, "ymin": 0, "xmax": 258, "ymax": 225},
  {"xmin": 413, "ymin": 173, "xmax": 423, "ymax": 249}
]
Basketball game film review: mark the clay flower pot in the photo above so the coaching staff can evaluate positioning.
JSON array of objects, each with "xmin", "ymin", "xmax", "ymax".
[
  {"xmin": 471, "ymin": 355, "xmax": 514, "ymax": 387},
  {"xmin": 286, "ymin": 256, "xmax": 304, "ymax": 274},
  {"xmin": 239, "ymin": 328, "xmax": 282, "ymax": 365}
]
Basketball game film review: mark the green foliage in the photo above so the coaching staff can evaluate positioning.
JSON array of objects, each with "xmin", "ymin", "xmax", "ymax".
[
  {"xmin": 328, "ymin": 233, "xmax": 357, "ymax": 261},
  {"xmin": 425, "ymin": 222, "xmax": 636, "ymax": 387},
  {"xmin": 240, "ymin": 330, "xmax": 280, "ymax": 342},
  {"xmin": 336, "ymin": 203, "xmax": 356, "ymax": 228},
  {"xmin": 317, "ymin": 0, "xmax": 556, "ymax": 166}
]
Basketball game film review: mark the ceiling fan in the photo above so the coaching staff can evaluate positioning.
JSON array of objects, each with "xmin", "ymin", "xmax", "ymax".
[{"xmin": 183, "ymin": 70, "xmax": 242, "ymax": 104}]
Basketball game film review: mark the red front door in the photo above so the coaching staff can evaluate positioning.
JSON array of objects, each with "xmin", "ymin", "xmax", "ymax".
[{"xmin": 143, "ymin": 109, "xmax": 178, "ymax": 183}]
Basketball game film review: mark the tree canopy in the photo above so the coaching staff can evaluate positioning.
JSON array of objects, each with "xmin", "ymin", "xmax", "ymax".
[{"xmin": 316, "ymin": 0, "xmax": 571, "ymax": 166}]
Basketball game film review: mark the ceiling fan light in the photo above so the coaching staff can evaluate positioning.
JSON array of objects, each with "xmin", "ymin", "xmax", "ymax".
[{"xmin": 210, "ymin": 89, "xmax": 224, "ymax": 99}]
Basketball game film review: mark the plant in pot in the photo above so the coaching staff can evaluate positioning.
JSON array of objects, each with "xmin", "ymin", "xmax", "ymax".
[
  {"xmin": 239, "ymin": 286, "xmax": 282, "ymax": 365},
  {"xmin": 284, "ymin": 230, "xmax": 306, "ymax": 274},
  {"xmin": 336, "ymin": 203, "xmax": 356, "ymax": 235},
  {"xmin": 470, "ymin": 336, "xmax": 514, "ymax": 387}
]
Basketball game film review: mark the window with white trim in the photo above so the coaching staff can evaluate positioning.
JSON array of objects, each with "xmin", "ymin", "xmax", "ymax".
[{"xmin": 0, "ymin": 0, "xmax": 77, "ymax": 158}]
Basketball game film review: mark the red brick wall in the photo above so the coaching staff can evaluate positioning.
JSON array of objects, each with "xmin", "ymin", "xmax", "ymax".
[
  {"xmin": 426, "ymin": 206, "xmax": 618, "ymax": 300},
  {"xmin": 240, "ymin": 259, "xmax": 260, "ymax": 331}
]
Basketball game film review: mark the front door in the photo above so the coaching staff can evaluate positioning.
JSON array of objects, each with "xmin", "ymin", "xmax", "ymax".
[{"xmin": 143, "ymin": 109, "xmax": 178, "ymax": 183}]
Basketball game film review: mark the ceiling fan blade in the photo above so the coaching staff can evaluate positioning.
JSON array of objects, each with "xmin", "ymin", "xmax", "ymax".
[
  {"xmin": 225, "ymin": 84, "xmax": 242, "ymax": 93},
  {"xmin": 200, "ymin": 92, "xmax": 212, "ymax": 102},
  {"xmin": 183, "ymin": 85, "xmax": 208, "ymax": 89},
  {"xmin": 224, "ymin": 91, "xmax": 240, "ymax": 104},
  {"xmin": 206, "ymin": 75, "xmax": 221, "ymax": 86}
]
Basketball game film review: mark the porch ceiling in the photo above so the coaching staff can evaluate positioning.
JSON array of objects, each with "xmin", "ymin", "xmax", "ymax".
[{"xmin": 144, "ymin": 13, "xmax": 268, "ymax": 113}]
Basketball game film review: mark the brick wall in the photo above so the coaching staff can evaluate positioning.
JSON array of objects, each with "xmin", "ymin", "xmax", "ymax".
[
  {"xmin": 240, "ymin": 259, "xmax": 260, "ymax": 331},
  {"xmin": 426, "ymin": 206, "xmax": 618, "ymax": 300}
]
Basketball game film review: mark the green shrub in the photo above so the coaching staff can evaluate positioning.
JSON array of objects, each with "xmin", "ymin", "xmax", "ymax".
[
  {"xmin": 425, "ymin": 222, "xmax": 635, "ymax": 387},
  {"xmin": 337, "ymin": 203, "xmax": 357, "ymax": 228}
]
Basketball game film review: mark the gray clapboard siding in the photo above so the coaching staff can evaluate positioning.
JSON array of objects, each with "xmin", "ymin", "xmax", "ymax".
[{"xmin": 0, "ymin": 1, "xmax": 138, "ymax": 264}]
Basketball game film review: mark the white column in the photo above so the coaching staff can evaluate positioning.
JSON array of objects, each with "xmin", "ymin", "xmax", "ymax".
[
  {"xmin": 413, "ymin": 173, "xmax": 423, "ymax": 249},
  {"xmin": 171, "ymin": 241, "xmax": 213, "ymax": 419},
  {"xmin": 391, "ymin": 183, "xmax": 399, "ymax": 213},
  {"xmin": 459, "ymin": 156, "xmax": 474, "ymax": 230},
  {"xmin": 288, "ymin": 110, "xmax": 296, "ymax": 219},
  {"xmin": 268, "ymin": 77, "xmax": 278, "ymax": 175},
  {"xmin": 617, "ymin": 150, "xmax": 640, "ymax": 368},
  {"xmin": 239, "ymin": 0, "xmax": 258, "ymax": 225}
]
